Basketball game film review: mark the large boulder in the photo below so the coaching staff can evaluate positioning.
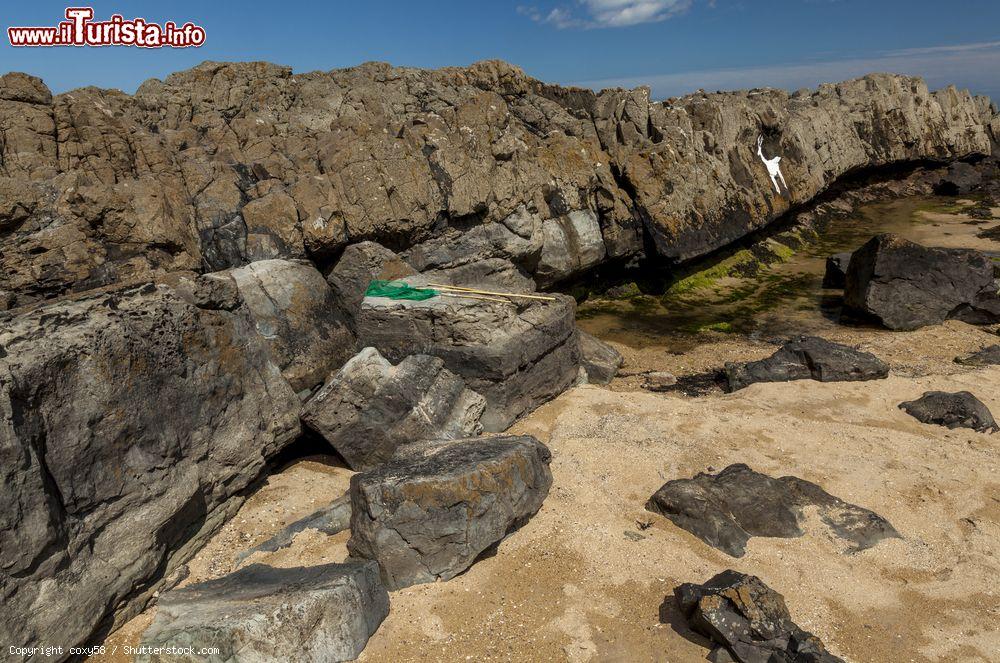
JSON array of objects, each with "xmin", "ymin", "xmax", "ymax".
[
  {"xmin": 646, "ymin": 464, "xmax": 898, "ymax": 557},
  {"xmin": 137, "ymin": 561, "xmax": 389, "ymax": 663},
  {"xmin": 899, "ymin": 391, "xmax": 998, "ymax": 433},
  {"xmin": 844, "ymin": 233, "xmax": 1000, "ymax": 330},
  {"xmin": 347, "ymin": 435, "xmax": 552, "ymax": 590},
  {"xmin": 229, "ymin": 259, "xmax": 356, "ymax": 393},
  {"xmin": 674, "ymin": 570, "xmax": 844, "ymax": 663},
  {"xmin": 301, "ymin": 347, "xmax": 486, "ymax": 470},
  {"xmin": 725, "ymin": 336, "xmax": 888, "ymax": 392},
  {"xmin": 0, "ymin": 278, "xmax": 301, "ymax": 654},
  {"xmin": 357, "ymin": 278, "xmax": 581, "ymax": 431}
]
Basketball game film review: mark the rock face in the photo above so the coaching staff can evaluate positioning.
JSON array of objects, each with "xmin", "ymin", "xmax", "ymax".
[
  {"xmin": 725, "ymin": 336, "xmax": 889, "ymax": 392},
  {"xmin": 899, "ymin": 391, "xmax": 999, "ymax": 433},
  {"xmin": 845, "ymin": 234, "xmax": 1000, "ymax": 330},
  {"xmin": 0, "ymin": 279, "xmax": 301, "ymax": 652},
  {"xmin": 956, "ymin": 344, "xmax": 1000, "ymax": 366},
  {"xmin": 822, "ymin": 252, "xmax": 852, "ymax": 289},
  {"xmin": 357, "ymin": 281, "xmax": 581, "ymax": 431},
  {"xmin": 579, "ymin": 331, "xmax": 623, "ymax": 385},
  {"xmin": 0, "ymin": 63, "xmax": 993, "ymax": 310},
  {"xmin": 347, "ymin": 435, "xmax": 552, "ymax": 590},
  {"xmin": 674, "ymin": 570, "xmax": 844, "ymax": 663},
  {"xmin": 646, "ymin": 464, "xmax": 898, "ymax": 557},
  {"xmin": 229, "ymin": 259, "xmax": 356, "ymax": 393},
  {"xmin": 137, "ymin": 561, "xmax": 389, "ymax": 663},
  {"xmin": 301, "ymin": 347, "xmax": 486, "ymax": 470}
]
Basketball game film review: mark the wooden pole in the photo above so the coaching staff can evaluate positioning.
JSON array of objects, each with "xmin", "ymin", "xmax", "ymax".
[
  {"xmin": 438, "ymin": 292, "xmax": 510, "ymax": 303},
  {"xmin": 427, "ymin": 283, "xmax": 557, "ymax": 302}
]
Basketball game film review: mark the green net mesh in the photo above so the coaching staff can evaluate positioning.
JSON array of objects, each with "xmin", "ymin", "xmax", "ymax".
[{"xmin": 364, "ymin": 280, "xmax": 439, "ymax": 301}]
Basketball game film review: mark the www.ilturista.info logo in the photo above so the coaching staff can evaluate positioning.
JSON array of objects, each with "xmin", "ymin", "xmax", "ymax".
[{"xmin": 8, "ymin": 7, "xmax": 205, "ymax": 48}]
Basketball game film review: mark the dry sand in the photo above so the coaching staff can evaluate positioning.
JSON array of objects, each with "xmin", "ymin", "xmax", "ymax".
[{"xmin": 93, "ymin": 321, "xmax": 1000, "ymax": 663}]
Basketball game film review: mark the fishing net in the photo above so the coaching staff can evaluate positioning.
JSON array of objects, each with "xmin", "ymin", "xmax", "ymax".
[{"xmin": 364, "ymin": 280, "xmax": 439, "ymax": 301}]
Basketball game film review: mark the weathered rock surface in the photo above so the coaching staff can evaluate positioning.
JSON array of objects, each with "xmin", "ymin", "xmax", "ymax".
[
  {"xmin": 347, "ymin": 435, "xmax": 552, "ymax": 590},
  {"xmin": 229, "ymin": 259, "xmax": 356, "ymax": 392},
  {"xmin": 956, "ymin": 344, "xmax": 1000, "ymax": 366},
  {"xmin": 137, "ymin": 561, "xmax": 388, "ymax": 663},
  {"xmin": 238, "ymin": 494, "xmax": 352, "ymax": 562},
  {"xmin": 0, "ymin": 279, "xmax": 301, "ymax": 653},
  {"xmin": 646, "ymin": 463, "xmax": 898, "ymax": 557},
  {"xmin": 725, "ymin": 336, "xmax": 889, "ymax": 392},
  {"xmin": 579, "ymin": 331, "xmax": 623, "ymax": 385},
  {"xmin": 899, "ymin": 391, "xmax": 999, "ymax": 433},
  {"xmin": 674, "ymin": 570, "xmax": 844, "ymax": 663},
  {"xmin": 845, "ymin": 233, "xmax": 1000, "ymax": 330},
  {"xmin": 301, "ymin": 347, "xmax": 486, "ymax": 470},
  {"xmin": 326, "ymin": 241, "xmax": 417, "ymax": 331},
  {"xmin": 357, "ymin": 279, "xmax": 581, "ymax": 431},
  {"xmin": 822, "ymin": 252, "xmax": 852, "ymax": 289},
  {"xmin": 0, "ymin": 62, "xmax": 993, "ymax": 308}
]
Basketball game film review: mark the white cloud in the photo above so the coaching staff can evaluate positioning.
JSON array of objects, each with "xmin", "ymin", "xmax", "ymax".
[
  {"xmin": 520, "ymin": 0, "xmax": 693, "ymax": 29},
  {"xmin": 569, "ymin": 41, "xmax": 1000, "ymax": 101}
]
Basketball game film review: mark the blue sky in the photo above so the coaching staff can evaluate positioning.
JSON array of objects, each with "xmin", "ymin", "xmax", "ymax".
[{"xmin": 2, "ymin": 1, "xmax": 999, "ymax": 101}]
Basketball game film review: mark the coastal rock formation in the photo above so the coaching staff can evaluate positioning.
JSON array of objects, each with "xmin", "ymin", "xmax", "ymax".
[
  {"xmin": 301, "ymin": 347, "xmax": 486, "ymax": 470},
  {"xmin": 357, "ymin": 280, "xmax": 581, "ymax": 431},
  {"xmin": 0, "ymin": 63, "xmax": 995, "ymax": 309},
  {"xmin": 674, "ymin": 570, "xmax": 844, "ymax": 663},
  {"xmin": 579, "ymin": 331, "xmax": 624, "ymax": 385},
  {"xmin": 845, "ymin": 233, "xmax": 1000, "ymax": 330},
  {"xmin": 646, "ymin": 464, "xmax": 898, "ymax": 557},
  {"xmin": 0, "ymin": 278, "xmax": 301, "ymax": 652},
  {"xmin": 899, "ymin": 391, "xmax": 999, "ymax": 433},
  {"xmin": 137, "ymin": 561, "xmax": 389, "ymax": 663},
  {"xmin": 725, "ymin": 336, "xmax": 889, "ymax": 392},
  {"xmin": 347, "ymin": 435, "xmax": 552, "ymax": 590}
]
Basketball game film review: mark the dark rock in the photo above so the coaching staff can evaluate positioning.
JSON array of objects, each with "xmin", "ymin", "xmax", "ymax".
[
  {"xmin": 137, "ymin": 561, "xmax": 388, "ymax": 663},
  {"xmin": 238, "ymin": 494, "xmax": 352, "ymax": 562},
  {"xmin": 0, "ymin": 281, "xmax": 301, "ymax": 653},
  {"xmin": 933, "ymin": 161, "xmax": 982, "ymax": 195},
  {"xmin": 725, "ymin": 336, "xmax": 889, "ymax": 392},
  {"xmin": 844, "ymin": 233, "xmax": 1000, "ymax": 330},
  {"xmin": 347, "ymin": 435, "xmax": 552, "ymax": 590},
  {"xmin": 229, "ymin": 259, "xmax": 356, "ymax": 392},
  {"xmin": 301, "ymin": 347, "xmax": 486, "ymax": 470},
  {"xmin": 674, "ymin": 570, "xmax": 844, "ymax": 663},
  {"xmin": 955, "ymin": 344, "xmax": 1000, "ymax": 366},
  {"xmin": 899, "ymin": 391, "xmax": 998, "ymax": 433},
  {"xmin": 822, "ymin": 252, "xmax": 852, "ymax": 289},
  {"xmin": 357, "ymin": 278, "xmax": 581, "ymax": 431},
  {"xmin": 645, "ymin": 463, "xmax": 899, "ymax": 557},
  {"xmin": 326, "ymin": 241, "xmax": 417, "ymax": 331},
  {"xmin": 579, "ymin": 331, "xmax": 623, "ymax": 385}
]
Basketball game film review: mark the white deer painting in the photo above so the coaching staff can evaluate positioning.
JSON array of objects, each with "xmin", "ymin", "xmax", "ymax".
[{"xmin": 757, "ymin": 135, "xmax": 788, "ymax": 195}]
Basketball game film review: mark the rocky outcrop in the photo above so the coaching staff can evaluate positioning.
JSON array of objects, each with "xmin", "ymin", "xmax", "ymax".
[
  {"xmin": 0, "ymin": 63, "xmax": 994, "ymax": 309},
  {"xmin": 646, "ymin": 464, "xmax": 898, "ymax": 557},
  {"xmin": 347, "ymin": 435, "xmax": 552, "ymax": 590},
  {"xmin": 137, "ymin": 561, "xmax": 389, "ymax": 663},
  {"xmin": 845, "ymin": 234, "xmax": 1000, "ymax": 330},
  {"xmin": 578, "ymin": 331, "xmax": 623, "ymax": 385},
  {"xmin": 674, "ymin": 570, "xmax": 844, "ymax": 663},
  {"xmin": 956, "ymin": 345, "xmax": 1000, "ymax": 366},
  {"xmin": 301, "ymin": 347, "xmax": 486, "ymax": 470},
  {"xmin": 0, "ymin": 278, "xmax": 301, "ymax": 653},
  {"xmin": 229, "ymin": 259, "xmax": 356, "ymax": 393},
  {"xmin": 899, "ymin": 391, "xmax": 998, "ymax": 433},
  {"xmin": 725, "ymin": 336, "xmax": 889, "ymax": 392},
  {"xmin": 357, "ymin": 279, "xmax": 581, "ymax": 431}
]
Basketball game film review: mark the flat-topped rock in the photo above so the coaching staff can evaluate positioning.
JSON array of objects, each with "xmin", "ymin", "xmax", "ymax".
[
  {"xmin": 725, "ymin": 336, "xmax": 888, "ymax": 392},
  {"xmin": 357, "ymin": 278, "xmax": 581, "ymax": 431},
  {"xmin": 674, "ymin": 570, "xmax": 844, "ymax": 663},
  {"xmin": 899, "ymin": 391, "xmax": 998, "ymax": 433},
  {"xmin": 347, "ymin": 435, "xmax": 552, "ymax": 590},
  {"xmin": 646, "ymin": 463, "xmax": 898, "ymax": 557},
  {"xmin": 301, "ymin": 347, "xmax": 486, "ymax": 470},
  {"xmin": 137, "ymin": 561, "xmax": 388, "ymax": 663},
  {"xmin": 845, "ymin": 233, "xmax": 1000, "ymax": 330}
]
